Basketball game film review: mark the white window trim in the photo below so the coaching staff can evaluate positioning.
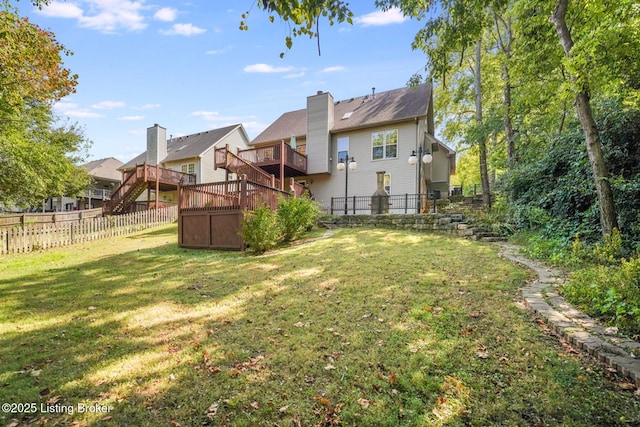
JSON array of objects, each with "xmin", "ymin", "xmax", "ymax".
[{"xmin": 371, "ymin": 129, "xmax": 398, "ymax": 161}]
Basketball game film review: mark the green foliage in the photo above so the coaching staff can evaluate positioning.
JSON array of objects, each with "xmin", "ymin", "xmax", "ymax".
[
  {"xmin": 0, "ymin": 3, "xmax": 90, "ymax": 209},
  {"xmin": 521, "ymin": 233, "xmax": 574, "ymax": 265},
  {"xmin": 500, "ymin": 100, "xmax": 640, "ymax": 248},
  {"xmin": 277, "ymin": 195, "xmax": 320, "ymax": 242},
  {"xmin": 241, "ymin": 196, "xmax": 320, "ymax": 253},
  {"xmin": 240, "ymin": 205, "xmax": 281, "ymax": 254},
  {"xmin": 563, "ymin": 255, "xmax": 640, "ymax": 336},
  {"xmin": 572, "ymin": 229, "xmax": 624, "ymax": 265},
  {"xmin": 240, "ymin": 1, "xmax": 353, "ymax": 56}
]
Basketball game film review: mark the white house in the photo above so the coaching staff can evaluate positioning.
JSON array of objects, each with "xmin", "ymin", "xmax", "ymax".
[{"xmin": 250, "ymin": 83, "xmax": 455, "ymax": 213}]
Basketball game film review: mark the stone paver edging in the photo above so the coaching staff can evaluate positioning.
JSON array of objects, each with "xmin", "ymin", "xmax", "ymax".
[{"xmin": 498, "ymin": 243, "xmax": 640, "ymax": 386}]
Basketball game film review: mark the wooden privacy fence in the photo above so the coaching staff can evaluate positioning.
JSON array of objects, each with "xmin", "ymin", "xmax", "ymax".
[
  {"xmin": 0, "ymin": 206, "xmax": 178, "ymax": 255},
  {"xmin": 0, "ymin": 208, "xmax": 104, "ymax": 227}
]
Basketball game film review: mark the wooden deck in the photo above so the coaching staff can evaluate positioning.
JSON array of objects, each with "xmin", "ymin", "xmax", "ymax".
[{"xmin": 177, "ymin": 176, "xmax": 290, "ymax": 250}]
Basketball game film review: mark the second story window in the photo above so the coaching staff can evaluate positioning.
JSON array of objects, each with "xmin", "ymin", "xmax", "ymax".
[
  {"xmin": 181, "ymin": 163, "xmax": 195, "ymax": 174},
  {"xmin": 337, "ymin": 137, "xmax": 349, "ymax": 162},
  {"xmin": 372, "ymin": 129, "xmax": 398, "ymax": 160}
]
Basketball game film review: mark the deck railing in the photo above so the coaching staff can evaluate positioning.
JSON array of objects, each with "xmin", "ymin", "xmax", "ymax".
[
  {"xmin": 179, "ymin": 175, "xmax": 290, "ymax": 213},
  {"xmin": 237, "ymin": 141, "xmax": 307, "ymax": 173},
  {"xmin": 215, "ymin": 147, "xmax": 282, "ymax": 189}
]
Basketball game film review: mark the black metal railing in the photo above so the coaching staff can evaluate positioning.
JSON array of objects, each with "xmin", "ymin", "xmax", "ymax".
[{"xmin": 330, "ymin": 193, "xmax": 442, "ymax": 215}]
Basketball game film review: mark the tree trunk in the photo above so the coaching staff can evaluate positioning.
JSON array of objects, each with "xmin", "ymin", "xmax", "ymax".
[
  {"xmin": 549, "ymin": 0, "xmax": 618, "ymax": 236},
  {"xmin": 494, "ymin": 13, "xmax": 516, "ymax": 169},
  {"xmin": 474, "ymin": 39, "xmax": 492, "ymax": 208}
]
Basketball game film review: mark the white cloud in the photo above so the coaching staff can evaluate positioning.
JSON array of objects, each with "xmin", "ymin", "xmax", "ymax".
[
  {"xmin": 66, "ymin": 109, "xmax": 105, "ymax": 118},
  {"xmin": 154, "ymin": 7, "xmax": 177, "ymax": 22},
  {"xmin": 243, "ymin": 63, "xmax": 295, "ymax": 73},
  {"xmin": 132, "ymin": 103, "xmax": 161, "ymax": 110},
  {"xmin": 92, "ymin": 100, "xmax": 125, "ymax": 110},
  {"xmin": 54, "ymin": 101, "xmax": 104, "ymax": 118},
  {"xmin": 321, "ymin": 66, "xmax": 345, "ymax": 73},
  {"xmin": 192, "ymin": 111, "xmax": 255, "ymax": 126},
  {"xmin": 36, "ymin": 0, "xmax": 148, "ymax": 32},
  {"xmin": 161, "ymin": 23, "xmax": 206, "ymax": 36},
  {"xmin": 119, "ymin": 115, "xmax": 144, "ymax": 121},
  {"xmin": 284, "ymin": 72, "xmax": 305, "ymax": 79},
  {"xmin": 355, "ymin": 7, "xmax": 407, "ymax": 27},
  {"xmin": 36, "ymin": 1, "xmax": 83, "ymax": 18},
  {"xmin": 206, "ymin": 46, "xmax": 232, "ymax": 55}
]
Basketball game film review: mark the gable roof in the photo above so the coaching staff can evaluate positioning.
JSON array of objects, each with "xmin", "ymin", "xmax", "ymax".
[
  {"xmin": 252, "ymin": 83, "xmax": 433, "ymax": 145},
  {"xmin": 83, "ymin": 157, "xmax": 124, "ymax": 182},
  {"xmin": 121, "ymin": 124, "xmax": 246, "ymax": 170}
]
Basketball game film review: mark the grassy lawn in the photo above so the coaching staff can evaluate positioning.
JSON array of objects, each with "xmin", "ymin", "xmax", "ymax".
[{"xmin": 1, "ymin": 224, "xmax": 639, "ymax": 426}]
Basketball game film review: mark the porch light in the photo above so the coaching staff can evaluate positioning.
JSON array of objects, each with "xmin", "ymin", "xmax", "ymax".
[{"xmin": 337, "ymin": 157, "xmax": 357, "ymax": 214}]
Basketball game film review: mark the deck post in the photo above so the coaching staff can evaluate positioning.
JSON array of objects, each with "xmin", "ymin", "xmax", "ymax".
[
  {"xmin": 155, "ymin": 163, "xmax": 160, "ymax": 210},
  {"xmin": 280, "ymin": 140, "xmax": 286, "ymax": 191}
]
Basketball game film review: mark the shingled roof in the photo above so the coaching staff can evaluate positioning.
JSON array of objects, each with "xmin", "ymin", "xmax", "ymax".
[
  {"xmin": 252, "ymin": 83, "xmax": 433, "ymax": 145},
  {"xmin": 121, "ymin": 124, "xmax": 245, "ymax": 170}
]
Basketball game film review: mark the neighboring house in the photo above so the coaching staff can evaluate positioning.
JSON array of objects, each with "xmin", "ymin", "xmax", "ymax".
[
  {"xmin": 45, "ymin": 157, "xmax": 124, "ymax": 212},
  {"xmin": 251, "ymin": 83, "xmax": 456, "ymax": 212},
  {"xmin": 115, "ymin": 123, "xmax": 250, "ymax": 211},
  {"xmin": 81, "ymin": 157, "xmax": 124, "ymax": 209}
]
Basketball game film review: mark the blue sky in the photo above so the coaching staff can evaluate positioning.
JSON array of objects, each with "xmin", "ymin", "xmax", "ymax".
[{"xmin": 18, "ymin": 1, "xmax": 429, "ymax": 163}]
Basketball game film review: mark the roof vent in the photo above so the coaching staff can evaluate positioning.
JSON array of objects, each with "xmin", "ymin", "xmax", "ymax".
[{"xmin": 341, "ymin": 112, "xmax": 353, "ymax": 120}]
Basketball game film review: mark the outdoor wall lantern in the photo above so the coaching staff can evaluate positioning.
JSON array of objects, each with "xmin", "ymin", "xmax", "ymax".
[
  {"xmin": 408, "ymin": 147, "xmax": 433, "ymax": 213},
  {"xmin": 337, "ymin": 156, "xmax": 357, "ymax": 214}
]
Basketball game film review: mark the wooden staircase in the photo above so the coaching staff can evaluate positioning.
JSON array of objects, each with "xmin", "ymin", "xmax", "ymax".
[
  {"xmin": 105, "ymin": 163, "xmax": 194, "ymax": 215},
  {"xmin": 214, "ymin": 145, "xmax": 309, "ymax": 197}
]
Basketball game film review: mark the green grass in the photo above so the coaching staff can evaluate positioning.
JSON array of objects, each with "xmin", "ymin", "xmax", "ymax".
[{"xmin": 1, "ymin": 224, "xmax": 639, "ymax": 426}]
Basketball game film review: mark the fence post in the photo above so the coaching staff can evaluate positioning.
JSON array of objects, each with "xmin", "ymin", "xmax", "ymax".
[
  {"xmin": 352, "ymin": 196, "xmax": 356, "ymax": 215},
  {"xmin": 330, "ymin": 198, "xmax": 335, "ymax": 215}
]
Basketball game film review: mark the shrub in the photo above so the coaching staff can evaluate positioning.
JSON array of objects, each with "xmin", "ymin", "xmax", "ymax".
[
  {"xmin": 240, "ymin": 205, "xmax": 281, "ymax": 254},
  {"xmin": 277, "ymin": 195, "xmax": 320, "ymax": 242},
  {"xmin": 563, "ymin": 256, "xmax": 640, "ymax": 336}
]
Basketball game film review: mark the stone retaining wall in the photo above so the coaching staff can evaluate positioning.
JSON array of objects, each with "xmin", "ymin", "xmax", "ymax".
[{"xmin": 320, "ymin": 213, "xmax": 501, "ymax": 240}]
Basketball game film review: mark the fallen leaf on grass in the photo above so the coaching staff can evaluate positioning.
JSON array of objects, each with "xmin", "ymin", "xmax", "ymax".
[
  {"xmin": 357, "ymin": 398, "xmax": 370, "ymax": 408},
  {"xmin": 279, "ymin": 405, "xmax": 289, "ymax": 413},
  {"xmin": 250, "ymin": 401, "xmax": 259, "ymax": 409},
  {"xmin": 46, "ymin": 396, "xmax": 62, "ymax": 405},
  {"xmin": 324, "ymin": 364, "xmax": 336, "ymax": 371},
  {"xmin": 313, "ymin": 396, "xmax": 330, "ymax": 406},
  {"xmin": 616, "ymin": 381, "xmax": 636, "ymax": 390},
  {"xmin": 206, "ymin": 402, "xmax": 219, "ymax": 419},
  {"xmin": 460, "ymin": 327, "xmax": 473, "ymax": 336}
]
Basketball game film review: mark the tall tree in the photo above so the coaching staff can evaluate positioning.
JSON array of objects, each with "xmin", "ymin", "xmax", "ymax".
[
  {"xmin": 548, "ymin": 0, "xmax": 617, "ymax": 236},
  {"xmin": 0, "ymin": 2, "xmax": 91, "ymax": 209}
]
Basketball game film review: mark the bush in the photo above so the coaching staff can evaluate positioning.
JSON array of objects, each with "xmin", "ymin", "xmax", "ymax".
[
  {"xmin": 240, "ymin": 205, "xmax": 281, "ymax": 254},
  {"xmin": 563, "ymin": 256, "xmax": 640, "ymax": 336},
  {"xmin": 277, "ymin": 195, "xmax": 320, "ymax": 242}
]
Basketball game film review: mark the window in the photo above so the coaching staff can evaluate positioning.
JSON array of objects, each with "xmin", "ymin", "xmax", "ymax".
[
  {"xmin": 337, "ymin": 137, "xmax": 349, "ymax": 162},
  {"xmin": 371, "ymin": 129, "xmax": 398, "ymax": 160},
  {"xmin": 384, "ymin": 173, "xmax": 391, "ymax": 194},
  {"xmin": 181, "ymin": 163, "xmax": 195, "ymax": 174}
]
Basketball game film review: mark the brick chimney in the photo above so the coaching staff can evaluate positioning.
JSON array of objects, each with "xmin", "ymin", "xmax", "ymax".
[{"xmin": 146, "ymin": 124, "xmax": 167, "ymax": 166}]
